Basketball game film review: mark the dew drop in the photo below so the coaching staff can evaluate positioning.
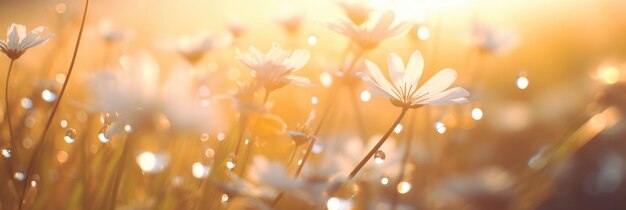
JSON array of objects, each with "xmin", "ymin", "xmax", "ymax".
[
  {"xmin": 64, "ymin": 128, "xmax": 77, "ymax": 144},
  {"xmin": 380, "ymin": 176, "xmax": 389, "ymax": 185},
  {"xmin": 360, "ymin": 90, "xmax": 371, "ymax": 102},
  {"xmin": 124, "ymin": 124, "xmax": 133, "ymax": 133},
  {"xmin": 221, "ymin": 194, "xmax": 229, "ymax": 204},
  {"xmin": 98, "ymin": 125, "xmax": 111, "ymax": 143},
  {"xmin": 192, "ymin": 162, "xmax": 209, "ymax": 178},
  {"xmin": 434, "ymin": 121, "xmax": 447, "ymax": 134},
  {"xmin": 200, "ymin": 133, "xmax": 210, "ymax": 141},
  {"xmin": 397, "ymin": 181, "xmax": 412, "ymax": 194},
  {"xmin": 516, "ymin": 72, "xmax": 529, "ymax": 90},
  {"xmin": 374, "ymin": 150, "xmax": 386, "ymax": 165},
  {"xmin": 41, "ymin": 89, "xmax": 57, "ymax": 102},
  {"xmin": 2, "ymin": 149, "xmax": 11, "ymax": 158},
  {"xmin": 20, "ymin": 97, "xmax": 33, "ymax": 109},
  {"xmin": 226, "ymin": 153, "xmax": 236, "ymax": 170},
  {"xmin": 394, "ymin": 124, "xmax": 403, "ymax": 134},
  {"xmin": 14, "ymin": 172, "xmax": 25, "ymax": 181},
  {"xmin": 472, "ymin": 107, "xmax": 483, "ymax": 121}
]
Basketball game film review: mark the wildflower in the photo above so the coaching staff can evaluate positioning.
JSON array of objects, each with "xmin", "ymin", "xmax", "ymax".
[
  {"xmin": 278, "ymin": 13, "xmax": 304, "ymax": 35},
  {"xmin": 172, "ymin": 32, "xmax": 232, "ymax": 64},
  {"xmin": 97, "ymin": 19, "xmax": 131, "ymax": 43},
  {"xmin": 337, "ymin": 1, "xmax": 374, "ymax": 25},
  {"xmin": 236, "ymin": 43, "xmax": 311, "ymax": 91},
  {"xmin": 0, "ymin": 23, "xmax": 53, "ymax": 60},
  {"xmin": 227, "ymin": 20, "xmax": 247, "ymax": 39},
  {"xmin": 357, "ymin": 50, "xmax": 469, "ymax": 109},
  {"xmin": 327, "ymin": 11, "xmax": 409, "ymax": 50},
  {"xmin": 469, "ymin": 21, "xmax": 519, "ymax": 55}
]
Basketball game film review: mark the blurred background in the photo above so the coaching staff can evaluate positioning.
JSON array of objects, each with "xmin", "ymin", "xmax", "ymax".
[{"xmin": 2, "ymin": 0, "xmax": 626, "ymax": 209}]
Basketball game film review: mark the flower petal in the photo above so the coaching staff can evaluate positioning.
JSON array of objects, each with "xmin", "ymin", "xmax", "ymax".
[
  {"xmin": 416, "ymin": 68, "xmax": 457, "ymax": 96},
  {"xmin": 285, "ymin": 75, "xmax": 311, "ymax": 86},
  {"xmin": 403, "ymin": 50, "xmax": 424, "ymax": 86},
  {"xmin": 387, "ymin": 53, "xmax": 405, "ymax": 85},
  {"xmin": 371, "ymin": 11, "xmax": 395, "ymax": 39},
  {"xmin": 21, "ymin": 33, "xmax": 53, "ymax": 50},
  {"xmin": 285, "ymin": 49, "xmax": 310, "ymax": 71},
  {"xmin": 416, "ymin": 87, "xmax": 469, "ymax": 105}
]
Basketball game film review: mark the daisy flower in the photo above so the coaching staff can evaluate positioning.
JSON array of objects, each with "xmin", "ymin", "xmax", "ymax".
[
  {"xmin": 0, "ymin": 23, "xmax": 53, "ymax": 60},
  {"xmin": 169, "ymin": 32, "xmax": 232, "ymax": 64},
  {"xmin": 236, "ymin": 43, "xmax": 311, "ymax": 91},
  {"xmin": 469, "ymin": 21, "xmax": 519, "ymax": 55},
  {"xmin": 357, "ymin": 50, "xmax": 469, "ymax": 108},
  {"xmin": 327, "ymin": 11, "xmax": 409, "ymax": 50},
  {"xmin": 337, "ymin": 1, "xmax": 374, "ymax": 25}
]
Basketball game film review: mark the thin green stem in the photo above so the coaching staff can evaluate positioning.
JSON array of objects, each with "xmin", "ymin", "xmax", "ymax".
[
  {"xmin": 19, "ymin": 0, "xmax": 90, "ymax": 208},
  {"xmin": 347, "ymin": 107, "xmax": 409, "ymax": 179}
]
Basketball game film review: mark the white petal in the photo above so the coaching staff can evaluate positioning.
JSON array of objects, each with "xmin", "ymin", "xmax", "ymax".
[
  {"xmin": 403, "ymin": 50, "xmax": 424, "ymax": 86},
  {"xmin": 363, "ymin": 60, "xmax": 397, "ymax": 99},
  {"xmin": 7, "ymin": 24, "xmax": 22, "ymax": 50},
  {"xmin": 371, "ymin": 11, "xmax": 394, "ymax": 39},
  {"xmin": 416, "ymin": 68, "xmax": 457, "ymax": 96},
  {"xmin": 387, "ymin": 53, "xmax": 405, "ymax": 85},
  {"xmin": 22, "ymin": 33, "xmax": 53, "ymax": 50},
  {"xmin": 286, "ymin": 75, "xmax": 311, "ymax": 86},
  {"xmin": 356, "ymin": 72, "xmax": 395, "ymax": 100},
  {"xmin": 417, "ymin": 87, "xmax": 469, "ymax": 105},
  {"xmin": 285, "ymin": 49, "xmax": 310, "ymax": 71}
]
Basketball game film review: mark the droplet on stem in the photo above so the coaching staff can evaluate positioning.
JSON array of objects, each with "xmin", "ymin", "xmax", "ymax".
[
  {"xmin": 374, "ymin": 150, "xmax": 386, "ymax": 165},
  {"xmin": 64, "ymin": 128, "xmax": 77, "ymax": 144}
]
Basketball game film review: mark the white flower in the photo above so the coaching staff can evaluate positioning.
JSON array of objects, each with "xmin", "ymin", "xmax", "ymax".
[
  {"xmin": 469, "ymin": 21, "xmax": 519, "ymax": 55},
  {"xmin": 97, "ymin": 19, "xmax": 131, "ymax": 43},
  {"xmin": 0, "ymin": 23, "xmax": 53, "ymax": 60},
  {"xmin": 357, "ymin": 50, "xmax": 469, "ymax": 108},
  {"xmin": 277, "ymin": 12, "xmax": 304, "ymax": 35},
  {"xmin": 236, "ymin": 43, "xmax": 311, "ymax": 90},
  {"xmin": 163, "ymin": 32, "xmax": 232, "ymax": 64},
  {"xmin": 327, "ymin": 11, "xmax": 409, "ymax": 50},
  {"xmin": 90, "ymin": 51, "xmax": 216, "ymax": 134}
]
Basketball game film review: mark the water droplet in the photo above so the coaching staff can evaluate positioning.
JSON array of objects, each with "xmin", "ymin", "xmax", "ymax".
[
  {"xmin": 192, "ymin": 162, "xmax": 209, "ymax": 178},
  {"xmin": 307, "ymin": 34, "xmax": 318, "ymax": 46},
  {"xmin": 200, "ymin": 133, "xmax": 210, "ymax": 141},
  {"xmin": 60, "ymin": 120, "xmax": 68, "ymax": 128},
  {"xmin": 204, "ymin": 148, "xmax": 215, "ymax": 159},
  {"xmin": 100, "ymin": 113, "xmax": 110, "ymax": 124},
  {"xmin": 2, "ymin": 149, "xmax": 11, "ymax": 158},
  {"xmin": 20, "ymin": 97, "xmax": 33, "ymax": 109},
  {"xmin": 137, "ymin": 152, "xmax": 157, "ymax": 172},
  {"xmin": 216, "ymin": 132, "xmax": 226, "ymax": 141},
  {"xmin": 472, "ymin": 107, "xmax": 483, "ymax": 121},
  {"xmin": 244, "ymin": 138, "xmax": 249, "ymax": 145},
  {"xmin": 98, "ymin": 125, "xmax": 111, "ymax": 143},
  {"xmin": 311, "ymin": 96, "xmax": 319, "ymax": 105},
  {"xmin": 312, "ymin": 142, "xmax": 323, "ymax": 154},
  {"xmin": 320, "ymin": 72, "xmax": 333, "ymax": 87},
  {"xmin": 380, "ymin": 176, "xmax": 389, "ymax": 185},
  {"xmin": 124, "ymin": 124, "xmax": 133, "ymax": 133},
  {"xmin": 434, "ymin": 121, "xmax": 446, "ymax": 134},
  {"xmin": 221, "ymin": 194, "xmax": 229, "ymax": 204},
  {"xmin": 516, "ymin": 72, "xmax": 529, "ymax": 90},
  {"xmin": 360, "ymin": 90, "xmax": 371, "ymax": 102},
  {"xmin": 298, "ymin": 159, "xmax": 303, "ymax": 165},
  {"xmin": 226, "ymin": 153, "xmax": 236, "ymax": 170},
  {"xmin": 41, "ymin": 89, "xmax": 57, "ymax": 102},
  {"xmin": 394, "ymin": 124, "xmax": 403, "ymax": 134},
  {"xmin": 417, "ymin": 26, "xmax": 431, "ymax": 40},
  {"xmin": 528, "ymin": 145, "xmax": 551, "ymax": 170},
  {"xmin": 64, "ymin": 128, "xmax": 77, "ymax": 144},
  {"xmin": 14, "ymin": 172, "xmax": 25, "ymax": 181},
  {"xmin": 374, "ymin": 150, "xmax": 386, "ymax": 165},
  {"xmin": 397, "ymin": 181, "xmax": 412, "ymax": 194},
  {"xmin": 327, "ymin": 197, "xmax": 352, "ymax": 210},
  {"xmin": 30, "ymin": 180, "xmax": 38, "ymax": 188}
]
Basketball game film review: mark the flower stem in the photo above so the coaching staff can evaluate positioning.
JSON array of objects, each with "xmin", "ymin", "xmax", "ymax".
[
  {"xmin": 109, "ymin": 135, "xmax": 133, "ymax": 210},
  {"xmin": 19, "ymin": 0, "xmax": 90, "ymax": 208},
  {"xmin": 348, "ymin": 107, "xmax": 409, "ymax": 179},
  {"xmin": 391, "ymin": 111, "xmax": 417, "ymax": 210},
  {"xmin": 5, "ymin": 60, "xmax": 15, "ymax": 148}
]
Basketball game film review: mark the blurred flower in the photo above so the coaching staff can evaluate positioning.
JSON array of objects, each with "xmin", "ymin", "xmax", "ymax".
[
  {"xmin": 0, "ymin": 23, "xmax": 53, "ymax": 60},
  {"xmin": 429, "ymin": 168, "xmax": 515, "ymax": 210},
  {"xmin": 89, "ymin": 52, "xmax": 216, "ymax": 134},
  {"xmin": 236, "ymin": 43, "xmax": 311, "ymax": 91},
  {"xmin": 337, "ymin": 1, "xmax": 374, "ymax": 25},
  {"xmin": 469, "ymin": 21, "xmax": 519, "ymax": 55},
  {"xmin": 167, "ymin": 32, "xmax": 232, "ymax": 64},
  {"xmin": 97, "ymin": 19, "xmax": 132, "ymax": 43},
  {"xmin": 227, "ymin": 20, "xmax": 247, "ymax": 39},
  {"xmin": 357, "ymin": 50, "xmax": 469, "ymax": 108},
  {"xmin": 287, "ymin": 110, "xmax": 316, "ymax": 146},
  {"xmin": 278, "ymin": 12, "xmax": 304, "ymax": 35},
  {"xmin": 331, "ymin": 135, "xmax": 402, "ymax": 180},
  {"xmin": 327, "ymin": 11, "xmax": 409, "ymax": 50}
]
